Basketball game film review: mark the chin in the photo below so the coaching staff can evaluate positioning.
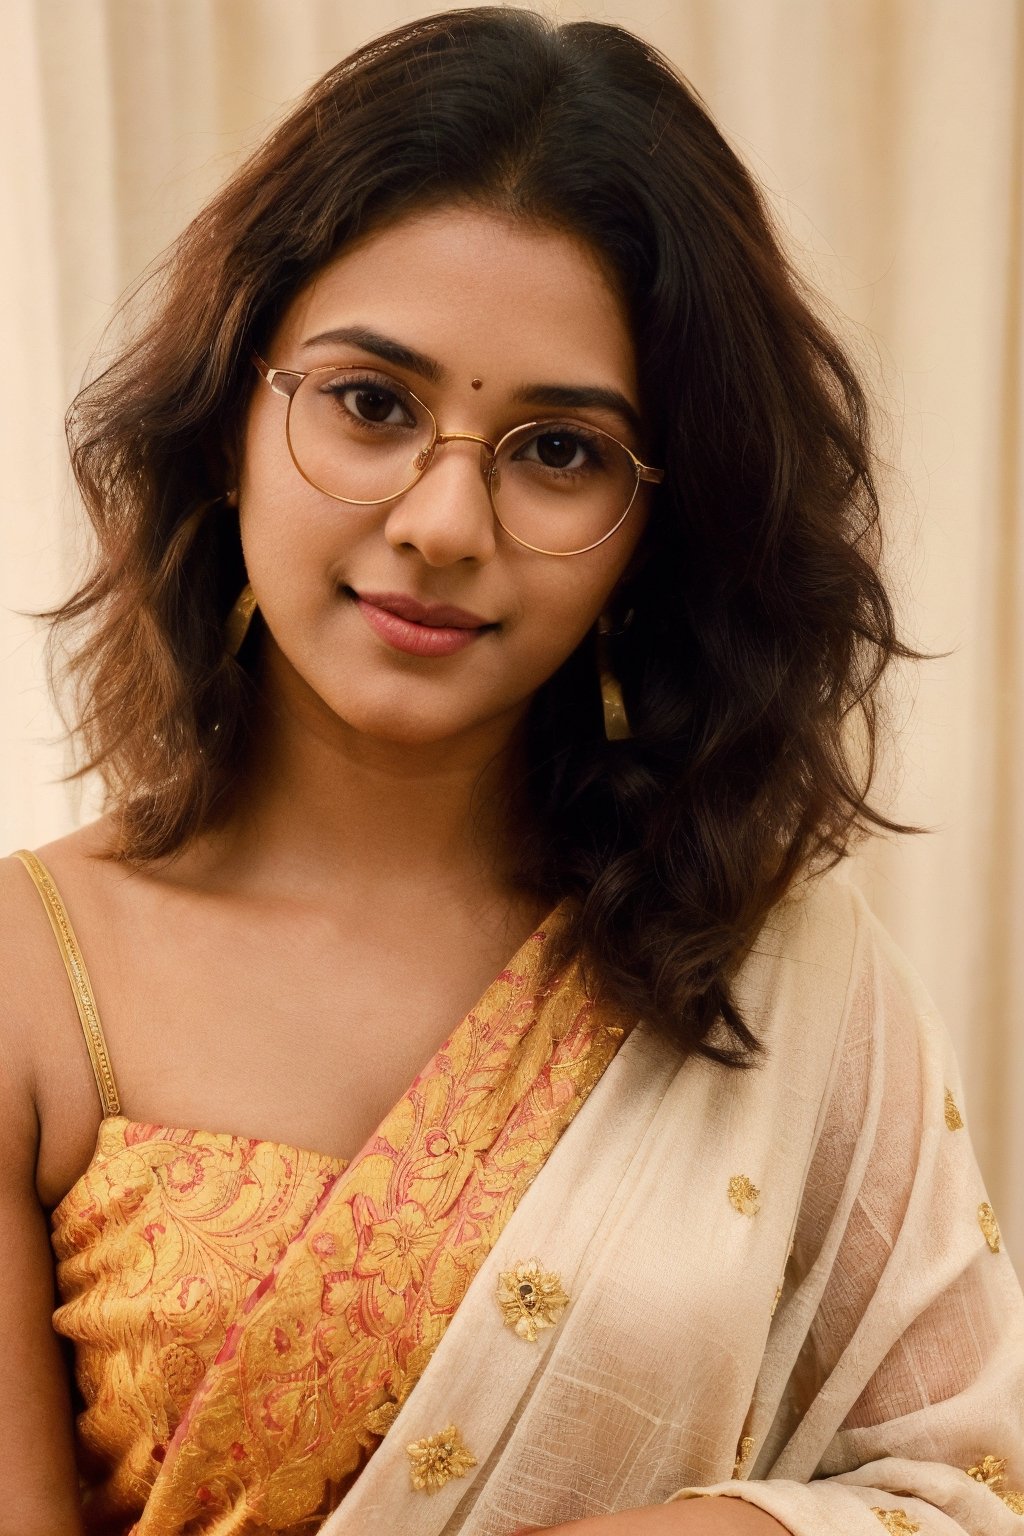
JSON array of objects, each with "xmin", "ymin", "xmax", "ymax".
[
  {"xmin": 323, "ymin": 682, "xmax": 529, "ymax": 751},
  {"xmin": 329, "ymin": 698, "xmax": 486, "ymax": 747}
]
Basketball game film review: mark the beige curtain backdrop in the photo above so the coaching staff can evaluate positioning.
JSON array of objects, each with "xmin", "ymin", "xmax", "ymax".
[{"xmin": 2, "ymin": 0, "xmax": 1021, "ymax": 1268}]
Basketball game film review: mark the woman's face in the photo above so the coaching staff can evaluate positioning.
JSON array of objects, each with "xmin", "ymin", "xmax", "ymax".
[{"xmin": 236, "ymin": 203, "xmax": 652, "ymax": 750}]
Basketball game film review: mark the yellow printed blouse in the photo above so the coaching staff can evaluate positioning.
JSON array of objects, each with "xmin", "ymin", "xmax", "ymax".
[{"xmin": 15, "ymin": 849, "xmax": 627, "ymax": 1535}]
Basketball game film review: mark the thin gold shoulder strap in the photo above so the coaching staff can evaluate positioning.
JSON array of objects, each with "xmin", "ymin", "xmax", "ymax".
[{"xmin": 11, "ymin": 849, "xmax": 121, "ymax": 1117}]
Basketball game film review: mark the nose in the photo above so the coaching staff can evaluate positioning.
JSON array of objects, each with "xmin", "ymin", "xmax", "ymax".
[{"xmin": 382, "ymin": 436, "xmax": 498, "ymax": 567}]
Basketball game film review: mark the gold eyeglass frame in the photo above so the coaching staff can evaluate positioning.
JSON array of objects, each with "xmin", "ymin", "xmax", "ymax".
[{"xmin": 252, "ymin": 353, "xmax": 664, "ymax": 557}]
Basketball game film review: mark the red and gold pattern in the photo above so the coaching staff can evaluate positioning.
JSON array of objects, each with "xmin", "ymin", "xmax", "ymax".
[
  {"xmin": 52, "ymin": 905, "xmax": 626, "ymax": 1533},
  {"xmin": 53, "ymin": 1122, "xmax": 343, "ymax": 1529}
]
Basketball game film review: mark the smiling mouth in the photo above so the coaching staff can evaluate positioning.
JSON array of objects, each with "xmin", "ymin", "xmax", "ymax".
[
  {"xmin": 343, "ymin": 586, "xmax": 496, "ymax": 630},
  {"xmin": 343, "ymin": 587, "xmax": 498, "ymax": 658}
]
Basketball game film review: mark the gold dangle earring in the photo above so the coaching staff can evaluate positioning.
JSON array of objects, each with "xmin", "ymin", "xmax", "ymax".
[
  {"xmin": 224, "ymin": 582, "xmax": 258, "ymax": 658},
  {"xmin": 597, "ymin": 609, "xmax": 634, "ymax": 741},
  {"xmin": 221, "ymin": 487, "xmax": 259, "ymax": 659}
]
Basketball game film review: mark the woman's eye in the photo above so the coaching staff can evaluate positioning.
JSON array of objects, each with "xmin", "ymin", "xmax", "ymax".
[
  {"xmin": 343, "ymin": 383, "xmax": 411, "ymax": 426},
  {"xmin": 319, "ymin": 374, "xmax": 417, "ymax": 428},
  {"xmin": 518, "ymin": 428, "xmax": 602, "ymax": 473}
]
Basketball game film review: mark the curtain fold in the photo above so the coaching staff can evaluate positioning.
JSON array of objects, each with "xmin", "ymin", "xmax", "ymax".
[{"xmin": 2, "ymin": 0, "xmax": 1020, "ymax": 1261}]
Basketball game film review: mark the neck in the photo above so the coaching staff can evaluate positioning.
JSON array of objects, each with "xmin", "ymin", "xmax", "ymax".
[{"xmin": 190, "ymin": 643, "xmax": 535, "ymax": 910}]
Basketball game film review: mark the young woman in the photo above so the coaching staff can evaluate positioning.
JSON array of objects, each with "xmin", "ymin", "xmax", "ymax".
[{"xmin": 3, "ymin": 8, "xmax": 1021, "ymax": 1535}]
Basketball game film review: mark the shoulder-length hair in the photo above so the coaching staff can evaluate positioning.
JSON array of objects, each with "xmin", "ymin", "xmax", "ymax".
[{"xmin": 48, "ymin": 6, "xmax": 918, "ymax": 1066}]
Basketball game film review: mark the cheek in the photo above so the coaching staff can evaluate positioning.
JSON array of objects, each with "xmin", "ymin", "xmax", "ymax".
[
  {"xmin": 527, "ymin": 526, "xmax": 646, "ymax": 643},
  {"xmin": 507, "ymin": 561, "xmax": 624, "ymax": 687},
  {"xmin": 238, "ymin": 500, "xmax": 322, "ymax": 617},
  {"xmin": 241, "ymin": 491, "xmax": 326, "ymax": 574},
  {"xmin": 237, "ymin": 399, "xmax": 322, "ymax": 562},
  {"xmin": 237, "ymin": 425, "xmax": 360, "ymax": 593}
]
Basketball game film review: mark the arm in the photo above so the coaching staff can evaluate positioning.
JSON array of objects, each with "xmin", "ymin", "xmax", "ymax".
[
  {"xmin": 0, "ymin": 863, "xmax": 85, "ymax": 1535},
  {"xmin": 510, "ymin": 1501, "xmax": 793, "ymax": 1532}
]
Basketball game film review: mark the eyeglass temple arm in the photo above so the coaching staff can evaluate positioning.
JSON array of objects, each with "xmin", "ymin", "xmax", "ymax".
[{"xmin": 252, "ymin": 352, "xmax": 303, "ymax": 399}]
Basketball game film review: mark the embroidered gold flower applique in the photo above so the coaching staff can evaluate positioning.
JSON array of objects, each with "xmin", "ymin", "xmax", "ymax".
[
  {"xmin": 732, "ymin": 1435, "xmax": 755, "ymax": 1477},
  {"xmin": 407, "ymin": 1424, "xmax": 477, "ymax": 1492},
  {"xmin": 871, "ymin": 1510, "xmax": 920, "ymax": 1534},
  {"xmin": 497, "ymin": 1259, "xmax": 569, "ymax": 1342},
  {"xmin": 727, "ymin": 1175, "xmax": 761, "ymax": 1217},
  {"xmin": 967, "ymin": 1454, "xmax": 1007, "ymax": 1489},
  {"xmin": 978, "ymin": 1202, "xmax": 1002, "ymax": 1253},
  {"xmin": 944, "ymin": 1088, "xmax": 964, "ymax": 1130},
  {"xmin": 964, "ymin": 1455, "xmax": 1024, "ymax": 1510}
]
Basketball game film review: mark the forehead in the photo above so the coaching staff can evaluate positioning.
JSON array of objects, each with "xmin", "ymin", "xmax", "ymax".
[{"xmin": 272, "ymin": 205, "xmax": 639, "ymax": 405}]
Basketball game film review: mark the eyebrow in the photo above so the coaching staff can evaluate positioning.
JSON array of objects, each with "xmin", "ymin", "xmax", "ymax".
[{"xmin": 301, "ymin": 325, "xmax": 643, "ymax": 439}]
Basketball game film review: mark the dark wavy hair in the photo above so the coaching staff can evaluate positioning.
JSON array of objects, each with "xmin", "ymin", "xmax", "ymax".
[{"xmin": 45, "ymin": 6, "xmax": 920, "ymax": 1066}]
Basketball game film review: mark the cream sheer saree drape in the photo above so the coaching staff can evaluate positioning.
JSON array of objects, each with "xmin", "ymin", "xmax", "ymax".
[{"xmin": 313, "ymin": 871, "xmax": 1024, "ymax": 1535}]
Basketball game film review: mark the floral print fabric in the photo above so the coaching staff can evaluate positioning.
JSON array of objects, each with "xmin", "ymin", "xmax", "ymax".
[
  {"xmin": 52, "ymin": 1122, "xmax": 343, "ymax": 1530},
  {"xmin": 51, "ymin": 904, "xmax": 627, "ymax": 1534}
]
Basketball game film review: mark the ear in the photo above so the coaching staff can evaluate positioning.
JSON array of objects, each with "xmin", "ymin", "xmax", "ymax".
[
  {"xmin": 221, "ymin": 434, "xmax": 243, "ymax": 499},
  {"xmin": 202, "ymin": 417, "xmax": 245, "ymax": 502}
]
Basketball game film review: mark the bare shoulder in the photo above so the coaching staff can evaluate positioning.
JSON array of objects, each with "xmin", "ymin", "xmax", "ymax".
[
  {"xmin": 1, "ymin": 815, "xmax": 123, "ymax": 1207},
  {"xmin": 26, "ymin": 812, "xmax": 125, "ymax": 895},
  {"xmin": 0, "ymin": 848, "xmax": 64, "ymax": 1100},
  {"xmin": 1, "ymin": 815, "xmax": 119, "ymax": 1026}
]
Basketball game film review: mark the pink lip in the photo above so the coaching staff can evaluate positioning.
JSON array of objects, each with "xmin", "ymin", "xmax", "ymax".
[
  {"xmin": 350, "ymin": 590, "xmax": 494, "ymax": 658},
  {"xmin": 355, "ymin": 590, "xmax": 490, "ymax": 629}
]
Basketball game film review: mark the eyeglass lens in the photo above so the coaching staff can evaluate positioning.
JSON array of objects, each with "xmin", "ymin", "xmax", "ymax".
[{"xmin": 285, "ymin": 366, "xmax": 641, "ymax": 555}]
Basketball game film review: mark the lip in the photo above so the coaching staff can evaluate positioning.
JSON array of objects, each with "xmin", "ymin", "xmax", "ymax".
[
  {"xmin": 348, "ymin": 588, "xmax": 495, "ymax": 659},
  {"xmin": 354, "ymin": 590, "xmax": 491, "ymax": 629}
]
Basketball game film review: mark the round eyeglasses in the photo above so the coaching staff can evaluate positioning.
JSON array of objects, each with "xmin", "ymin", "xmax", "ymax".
[{"xmin": 252, "ymin": 354, "xmax": 664, "ymax": 557}]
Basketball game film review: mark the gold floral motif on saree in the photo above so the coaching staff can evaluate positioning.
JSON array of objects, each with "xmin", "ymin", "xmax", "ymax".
[
  {"xmin": 978, "ymin": 1202, "xmax": 1002, "ymax": 1253},
  {"xmin": 871, "ymin": 1511, "xmax": 920, "ymax": 1534},
  {"xmin": 732, "ymin": 1435, "xmax": 755, "ymax": 1477},
  {"xmin": 406, "ymin": 1425, "xmax": 477, "ymax": 1492},
  {"xmin": 944, "ymin": 1088, "xmax": 964, "ymax": 1131},
  {"xmin": 967, "ymin": 1454, "xmax": 1007, "ymax": 1489},
  {"xmin": 727, "ymin": 1174, "xmax": 761, "ymax": 1217},
  {"xmin": 496, "ymin": 1259, "xmax": 569, "ymax": 1341}
]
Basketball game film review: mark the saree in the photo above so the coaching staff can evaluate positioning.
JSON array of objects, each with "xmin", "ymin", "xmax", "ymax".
[
  {"xmin": 16, "ymin": 846, "xmax": 626, "ymax": 1533},
  {"xmin": 316, "ymin": 869, "xmax": 1024, "ymax": 1536}
]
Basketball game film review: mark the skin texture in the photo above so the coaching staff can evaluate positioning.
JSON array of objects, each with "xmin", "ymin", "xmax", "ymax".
[
  {"xmin": 509, "ymin": 1504, "xmax": 793, "ymax": 1534},
  {"xmin": 0, "ymin": 205, "xmax": 786, "ymax": 1533}
]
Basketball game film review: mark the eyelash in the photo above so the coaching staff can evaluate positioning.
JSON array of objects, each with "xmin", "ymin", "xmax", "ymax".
[
  {"xmin": 317, "ymin": 368, "xmax": 611, "ymax": 475},
  {"xmin": 320, "ymin": 373, "xmax": 416, "ymax": 431}
]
